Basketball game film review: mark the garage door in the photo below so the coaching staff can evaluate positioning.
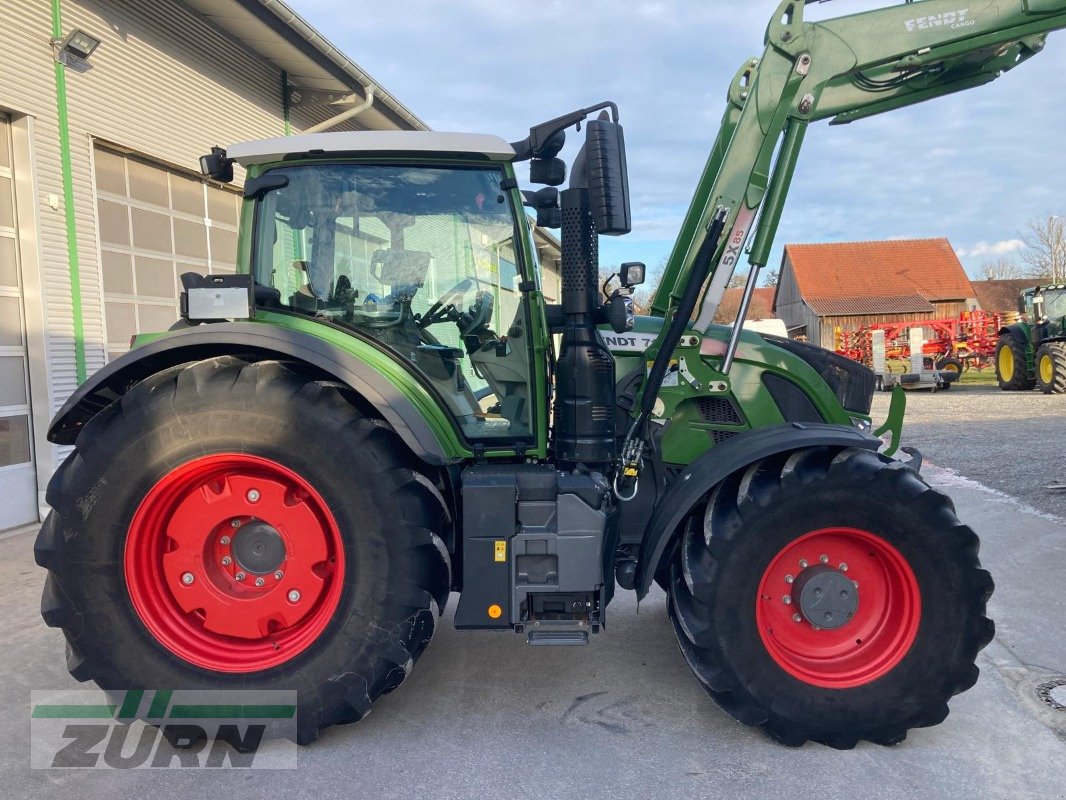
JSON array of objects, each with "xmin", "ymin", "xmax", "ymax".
[
  {"xmin": 93, "ymin": 146, "xmax": 241, "ymax": 361},
  {"xmin": 0, "ymin": 113, "xmax": 38, "ymax": 530}
]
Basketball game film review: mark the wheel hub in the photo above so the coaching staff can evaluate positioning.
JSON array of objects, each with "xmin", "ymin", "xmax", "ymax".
[
  {"xmin": 124, "ymin": 453, "xmax": 345, "ymax": 673},
  {"xmin": 232, "ymin": 521, "xmax": 287, "ymax": 575},
  {"xmin": 755, "ymin": 527, "xmax": 921, "ymax": 689},
  {"xmin": 793, "ymin": 565, "xmax": 858, "ymax": 630}
]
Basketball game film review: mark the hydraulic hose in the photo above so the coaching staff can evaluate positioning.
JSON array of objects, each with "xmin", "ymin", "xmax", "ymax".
[
  {"xmin": 640, "ymin": 207, "xmax": 729, "ymax": 416},
  {"xmin": 615, "ymin": 207, "xmax": 728, "ymax": 501}
]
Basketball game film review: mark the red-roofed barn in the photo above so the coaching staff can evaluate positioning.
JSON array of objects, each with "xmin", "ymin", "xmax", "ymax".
[{"xmin": 773, "ymin": 238, "xmax": 976, "ymax": 348}]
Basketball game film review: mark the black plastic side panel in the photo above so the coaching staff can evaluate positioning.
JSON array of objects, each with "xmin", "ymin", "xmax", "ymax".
[
  {"xmin": 635, "ymin": 424, "xmax": 881, "ymax": 599},
  {"xmin": 47, "ymin": 322, "xmax": 453, "ymax": 465},
  {"xmin": 454, "ymin": 468, "xmax": 519, "ymax": 629},
  {"xmin": 762, "ymin": 373, "xmax": 824, "ymax": 423}
]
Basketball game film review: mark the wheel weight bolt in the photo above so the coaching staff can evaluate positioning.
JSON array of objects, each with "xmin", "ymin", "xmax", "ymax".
[
  {"xmin": 288, "ymin": 590, "xmax": 301, "ymax": 603},
  {"xmin": 246, "ymin": 489, "xmax": 260, "ymax": 503},
  {"xmin": 181, "ymin": 572, "xmax": 194, "ymax": 586}
]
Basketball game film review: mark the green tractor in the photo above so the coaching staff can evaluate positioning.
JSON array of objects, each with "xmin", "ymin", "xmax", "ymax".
[
  {"xmin": 996, "ymin": 284, "xmax": 1066, "ymax": 393},
  {"xmin": 37, "ymin": 0, "xmax": 1066, "ymax": 748}
]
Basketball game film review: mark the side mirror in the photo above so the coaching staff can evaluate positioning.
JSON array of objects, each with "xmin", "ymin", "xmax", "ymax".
[
  {"xmin": 620, "ymin": 261, "xmax": 646, "ymax": 287},
  {"xmin": 530, "ymin": 157, "xmax": 566, "ymax": 186},
  {"xmin": 199, "ymin": 146, "xmax": 233, "ymax": 183},
  {"xmin": 585, "ymin": 117, "xmax": 631, "ymax": 236}
]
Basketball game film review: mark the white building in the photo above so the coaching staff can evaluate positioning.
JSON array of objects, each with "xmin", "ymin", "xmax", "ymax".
[{"xmin": 0, "ymin": 0, "xmax": 431, "ymax": 529}]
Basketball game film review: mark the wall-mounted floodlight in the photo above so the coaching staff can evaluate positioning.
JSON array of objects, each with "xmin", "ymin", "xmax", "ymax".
[{"xmin": 53, "ymin": 29, "xmax": 101, "ymax": 68}]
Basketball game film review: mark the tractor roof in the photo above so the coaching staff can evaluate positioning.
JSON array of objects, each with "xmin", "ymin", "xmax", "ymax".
[{"xmin": 228, "ymin": 131, "xmax": 516, "ymax": 166}]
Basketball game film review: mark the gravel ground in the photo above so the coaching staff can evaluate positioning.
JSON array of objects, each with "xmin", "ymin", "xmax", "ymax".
[{"xmin": 872, "ymin": 383, "xmax": 1066, "ymax": 519}]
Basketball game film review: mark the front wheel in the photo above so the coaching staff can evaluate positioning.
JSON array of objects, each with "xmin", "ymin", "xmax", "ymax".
[
  {"xmin": 1035, "ymin": 342, "xmax": 1066, "ymax": 394},
  {"xmin": 667, "ymin": 447, "xmax": 994, "ymax": 748},
  {"xmin": 36, "ymin": 357, "xmax": 452, "ymax": 744}
]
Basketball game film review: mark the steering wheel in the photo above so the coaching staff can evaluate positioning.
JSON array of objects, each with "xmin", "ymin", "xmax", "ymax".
[
  {"xmin": 460, "ymin": 290, "xmax": 494, "ymax": 337},
  {"xmin": 419, "ymin": 278, "xmax": 474, "ymax": 328}
]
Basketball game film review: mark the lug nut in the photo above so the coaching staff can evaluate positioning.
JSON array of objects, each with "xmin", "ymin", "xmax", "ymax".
[
  {"xmin": 799, "ymin": 559, "xmax": 808, "ymax": 568},
  {"xmin": 782, "ymin": 595, "xmax": 792, "ymax": 605},
  {"xmin": 274, "ymin": 571, "xmax": 283, "ymax": 581},
  {"xmin": 220, "ymin": 535, "xmax": 231, "ymax": 546},
  {"xmin": 181, "ymin": 572, "xmax": 195, "ymax": 586},
  {"xmin": 246, "ymin": 489, "xmax": 260, "ymax": 503},
  {"xmin": 288, "ymin": 590, "xmax": 301, "ymax": 603},
  {"xmin": 784, "ymin": 574, "xmax": 794, "ymax": 584},
  {"xmin": 792, "ymin": 613, "xmax": 802, "ymax": 623},
  {"xmin": 230, "ymin": 519, "xmax": 241, "ymax": 528},
  {"xmin": 235, "ymin": 571, "xmax": 246, "ymax": 581},
  {"xmin": 254, "ymin": 577, "xmax": 265, "ymax": 587},
  {"xmin": 221, "ymin": 556, "xmax": 232, "ymax": 566},
  {"xmin": 820, "ymin": 554, "xmax": 829, "ymax": 564},
  {"xmin": 839, "ymin": 563, "xmax": 848, "ymax": 572}
]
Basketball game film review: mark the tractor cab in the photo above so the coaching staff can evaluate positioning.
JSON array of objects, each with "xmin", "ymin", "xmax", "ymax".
[{"xmin": 228, "ymin": 132, "xmax": 541, "ymax": 442}]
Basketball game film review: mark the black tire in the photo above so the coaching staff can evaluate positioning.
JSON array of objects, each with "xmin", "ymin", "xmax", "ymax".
[
  {"xmin": 995, "ymin": 334, "xmax": 1034, "ymax": 390},
  {"xmin": 1035, "ymin": 342, "xmax": 1066, "ymax": 394},
  {"xmin": 667, "ymin": 446, "xmax": 994, "ymax": 749},
  {"xmin": 36, "ymin": 357, "xmax": 451, "ymax": 745},
  {"xmin": 936, "ymin": 356, "xmax": 963, "ymax": 374}
]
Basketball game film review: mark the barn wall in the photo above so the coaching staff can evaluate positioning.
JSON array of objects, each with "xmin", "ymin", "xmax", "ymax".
[{"xmin": 820, "ymin": 313, "xmax": 931, "ymax": 350}]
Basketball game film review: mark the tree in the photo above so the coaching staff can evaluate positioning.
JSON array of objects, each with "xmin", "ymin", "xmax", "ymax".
[
  {"xmin": 1020, "ymin": 213, "xmax": 1066, "ymax": 284},
  {"xmin": 762, "ymin": 268, "xmax": 780, "ymax": 288},
  {"xmin": 727, "ymin": 271, "xmax": 748, "ymax": 289},
  {"xmin": 978, "ymin": 257, "xmax": 1023, "ymax": 280}
]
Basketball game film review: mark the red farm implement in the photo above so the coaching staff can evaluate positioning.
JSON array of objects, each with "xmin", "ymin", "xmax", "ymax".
[{"xmin": 835, "ymin": 311, "xmax": 1003, "ymax": 375}]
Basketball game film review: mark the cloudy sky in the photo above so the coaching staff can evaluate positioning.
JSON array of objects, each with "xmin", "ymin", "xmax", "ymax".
[{"xmin": 291, "ymin": 0, "xmax": 1066, "ymax": 284}]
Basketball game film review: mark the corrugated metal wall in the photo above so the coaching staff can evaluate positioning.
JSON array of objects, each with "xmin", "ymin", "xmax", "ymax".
[{"xmin": 0, "ymin": 0, "xmax": 395, "ymax": 487}]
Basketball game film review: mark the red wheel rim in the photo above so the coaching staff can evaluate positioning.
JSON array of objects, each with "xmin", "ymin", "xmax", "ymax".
[
  {"xmin": 125, "ymin": 453, "xmax": 345, "ymax": 673},
  {"xmin": 755, "ymin": 527, "xmax": 920, "ymax": 689}
]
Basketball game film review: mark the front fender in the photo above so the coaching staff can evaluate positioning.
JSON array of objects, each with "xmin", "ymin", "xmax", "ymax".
[
  {"xmin": 48, "ymin": 322, "xmax": 458, "ymax": 465},
  {"xmin": 635, "ymin": 423, "xmax": 880, "ymax": 599}
]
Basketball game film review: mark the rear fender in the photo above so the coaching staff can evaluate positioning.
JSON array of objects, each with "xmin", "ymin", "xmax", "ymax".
[
  {"xmin": 635, "ymin": 423, "xmax": 880, "ymax": 599},
  {"xmin": 47, "ymin": 322, "xmax": 456, "ymax": 465}
]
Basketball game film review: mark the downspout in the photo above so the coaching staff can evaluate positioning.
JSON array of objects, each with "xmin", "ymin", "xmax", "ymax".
[
  {"xmin": 303, "ymin": 85, "xmax": 375, "ymax": 134},
  {"xmin": 281, "ymin": 69, "xmax": 291, "ymax": 136},
  {"xmin": 49, "ymin": 0, "xmax": 87, "ymax": 384}
]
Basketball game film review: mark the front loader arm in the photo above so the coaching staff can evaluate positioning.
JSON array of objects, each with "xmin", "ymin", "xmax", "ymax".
[{"xmin": 650, "ymin": 0, "xmax": 1066, "ymax": 337}]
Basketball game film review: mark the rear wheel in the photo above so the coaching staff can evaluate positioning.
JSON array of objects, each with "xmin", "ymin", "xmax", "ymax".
[
  {"xmin": 1035, "ymin": 342, "xmax": 1066, "ymax": 394},
  {"xmin": 996, "ymin": 334, "xmax": 1034, "ymax": 390},
  {"xmin": 667, "ymin": 447, "xmax": 994, "ymax": 748},
  {"xmin": 36, "ymin": 357, "xmax": 451, "ymax": 744}
]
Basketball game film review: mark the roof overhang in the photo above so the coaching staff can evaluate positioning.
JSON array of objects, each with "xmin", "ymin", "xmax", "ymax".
[
  {"xmin": 180, "ymin": 0, "xmax": 427, "ymax": 131},
  {"xmin": 228, "ymin": 131, "xmax": 515, "ymax": 166}
]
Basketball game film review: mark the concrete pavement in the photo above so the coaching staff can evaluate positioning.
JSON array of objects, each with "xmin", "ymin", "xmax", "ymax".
[{"xmin": 1, "ymin": 463, "xmax": 1064, "ymax": 800}]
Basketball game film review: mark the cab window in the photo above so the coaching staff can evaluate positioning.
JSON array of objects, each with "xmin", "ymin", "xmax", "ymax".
[{"xmin": 254, "ymin": 164, "xmax": 534, "ymax": 441}]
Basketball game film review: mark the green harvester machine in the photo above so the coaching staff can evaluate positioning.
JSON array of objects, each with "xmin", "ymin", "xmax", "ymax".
[{"xmin": 36, "ymin": 0, "xmax": 1066, "ymax": 748}]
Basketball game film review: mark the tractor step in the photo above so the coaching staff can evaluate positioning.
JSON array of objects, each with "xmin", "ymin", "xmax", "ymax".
[{"xmin": 526, "ymin": 628, "xmax": 590, "ymax": 646}]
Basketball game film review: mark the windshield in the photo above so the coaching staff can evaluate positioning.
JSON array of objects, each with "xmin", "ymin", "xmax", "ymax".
[
  {"xmin": 1041, "ymin": 290, "xmax": 1066, "ymax": 321},
  {"xmin": 253, "ymin": 163, "xmax": 533, "ymax": 442}
]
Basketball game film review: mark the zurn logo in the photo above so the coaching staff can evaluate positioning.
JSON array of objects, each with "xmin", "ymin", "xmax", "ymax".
[
  {"xmin": 30, "ymin": 689, "xmax": 296, "ymax": 769},
  {"xmin": 904, "ymin": 8, "xmax": 974, "ymax": 31}
]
